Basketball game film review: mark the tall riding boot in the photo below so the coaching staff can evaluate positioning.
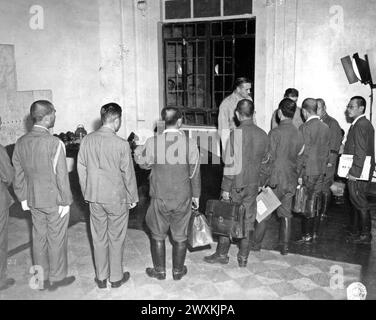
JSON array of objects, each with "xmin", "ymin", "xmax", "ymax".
[
  {"xmin": 320, "ymin": 192, "xmax": 331, "ymax": 220},
  {"xmin": 352, "ymin": 209, "xmax": 372, "ymax": 244},
  {"xmin": 347, "ymin": 208, "xmax": 360, "ymax": 237},
  {"xmin": 251, "ymin": 220, "xmax": 268, "ymax": 251},
  {"xmin": 238, "ymin": 231, "xmax": 252, "ymax": 267},
  {"xmin": 295, "ymin": 217, "xmax": 313, "ymax": 243},
  {"xmin": 172, "ymin": 240, "xmax": 188, "ymax": 280},
  {"xmin": 204, "ymin": 236, "xmax": 231, "ymax": 264},
  {"xmin": 280, "ymin": 217, "xmax": 291, "ymax": 255},
  {"xmin": 146, "ymin": 238, "xmax": 166, "ymax": 280}
]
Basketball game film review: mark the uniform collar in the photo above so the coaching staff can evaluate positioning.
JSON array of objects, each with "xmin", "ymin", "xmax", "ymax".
[
  {"xmin": 238, "ymin": 119, "xmax": 254, "ymax": 127},
  {"xmin": 306, "ymin": 115, "xmax": 320, "ymax": 123},
  {"xmin": 33, "ymin": 125, "xmax": 50, "ymax": 133},
  {"xmin": 99, "ymin": 126, "xmax": 116, "ymax": 134},
  {"xmin": 320, "ymin": 112, "xmax": 329, "ymax": 121},
  {"xmin": 162, "ymin": 128, "xmax": 183, "ymax": 135},
  {"xmin": 279, "ymin": 119, "xmax": 293, "ymax": 125},
  {"xmin": 351, "ymin": 114, "xmax": 366, "ymax": 126}
]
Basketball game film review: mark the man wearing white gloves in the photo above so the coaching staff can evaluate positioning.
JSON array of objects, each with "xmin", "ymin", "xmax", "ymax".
[{"xmin": 12, "ymin": 100, "xmax": 74, "ymax": 291}]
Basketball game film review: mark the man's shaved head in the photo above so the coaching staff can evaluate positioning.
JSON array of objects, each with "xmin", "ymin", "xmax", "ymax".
[
  {"xmin": 302, "ymin": 98, "xmax": 318, "ymax": 114},
  {"xmin": 161, "ymin": 107, "xmax": 182, "ymax": 127},
  {"xmin": 235, "ymin": 99, "xmax": 255, "ymax": 118},
  {"xmin": 30, "ymin": 100, "xmax": 55, "ymax": 124}
]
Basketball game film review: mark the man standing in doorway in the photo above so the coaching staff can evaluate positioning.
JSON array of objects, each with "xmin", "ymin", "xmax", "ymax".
[
  {"xmin": 12, "ymin": 100, "xmax": 75, "ymax": 290},
  {"xmin": 344, "ymin": 96, "xmax": 375, "ymax": 244},
  {"xmin": 217, "ymin": 77, "xmax": 253, "ymax": 153},
  {"xmin": 77, "ymin": 103, "xmax": 138, "ymax": 289}
]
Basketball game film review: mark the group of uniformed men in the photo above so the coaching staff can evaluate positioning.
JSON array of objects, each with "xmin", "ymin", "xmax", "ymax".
[{"xmin": 0, "ymin": 77, "xmax": 374, "ymax": 292}]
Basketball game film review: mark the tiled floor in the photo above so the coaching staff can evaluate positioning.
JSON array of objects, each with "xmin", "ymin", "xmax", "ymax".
[{"xmin": 1, "ymin": 218, "xmax": 362, "ymax": 300}]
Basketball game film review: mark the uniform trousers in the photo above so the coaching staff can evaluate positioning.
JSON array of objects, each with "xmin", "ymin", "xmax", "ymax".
[
  {"xmin": 0, "ymin": 208, "xmax": 9, "ymax": 283},
  {"xmin": 323, "ymin": 164, "xmax": 336, "ymax": 195},
  {"xmin": 347, "ymin": 180, "xmax": 370, "ymax": 211},
  {"xmin": 89, "ymin": 202, "xmax": 129, "ymax": 283},
  {"xmin": 146, "ymin": 198, "xmax": 191, "ymax": 242},
  {"xmin": 30, "ymin": 207, "xmax": 70, "ymax": 282},
  {"xmin": 273, "ymin": 187, "xmax": 294, "ymax": 218}
]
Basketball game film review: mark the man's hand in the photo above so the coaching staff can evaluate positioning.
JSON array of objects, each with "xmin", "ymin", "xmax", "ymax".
[
  {"xmin": 129, "ymin": 202, "xmax": 137, "ymax": 209},
  {"xmin": 327, "ymin": 163, "xmax": 333, "ymax": 168},
  {"xmin": 58, "ymin": 205, "xmax": 70, "ymax": 218},
  {"xmin": 192, "ymin": 198, "xmax": 199, "ymax": 210},
  {"xmin": 298, "ymin": 178, "xmax": 303, "ymax": 185},
  {"xmin": 347, "ymin": 174, "xmax": 357, "ymax": 181},
  {"xmin": 221, "ymin": 191, "xmax": 230, "ymax": 201},
  {"xmin": 21, "ymin": 200, "xmax": 30, "ymax": 211}
]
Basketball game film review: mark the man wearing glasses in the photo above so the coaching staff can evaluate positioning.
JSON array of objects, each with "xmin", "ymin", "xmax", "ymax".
[{"xmin": 344, "ymin": 96, "xmax": 375, "ymax": 244}]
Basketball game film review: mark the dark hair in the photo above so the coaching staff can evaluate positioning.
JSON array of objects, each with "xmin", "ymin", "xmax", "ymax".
[
  {"xmin": 100, "ymin": 103, "xmax": 122, "ymax": 123},
  {"xmin": 284, "ymin": 88, "xmax": 299, "ymax": 98},
  {"xmin": 350, "ymin": 96, "xmax": 367, "ymax": 113},
  {"xmin": 161, "ymin": 106, "xmax": 182, "ymax": 127},
  {"xmin": 233, "ymin": 77, "xmax": 252, "ymax": 90},
  {"xmin": 278, "ymin": 98, "xmax": 297, "ymax": 119},
  {"xmin": 235, "ymin": 99, "xmax": 254, "ymax": 118},
  {"xmin": 302, "ymin": 98, "xmax": 318, "ymax": 114},
  {"xmin": 30, "ymin": 100, "xmax": 55, "ymax": 124}
]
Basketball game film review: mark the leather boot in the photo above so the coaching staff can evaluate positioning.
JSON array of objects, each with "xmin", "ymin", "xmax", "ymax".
[
  {"xmin": 346, "ymin": 207, "xmax": 360, "ymax": 237},
  {"xmin": 172, "ymin": 240, "xmax": 188, "ymax": 280},
  {"xmin": 320, "ymin": 192, "xmax": 331, "ymax": 220},
  {"xmin": 204, "ymin": 236, "xmax": 230, "ymax": 264},
  {"xmin": 251, "ymin": 220, "xmax": 267, "ymax": 251},
  {"xmin": 237, "ymin": 231, "xmax": 252, "ymax": 267},
  {"xmin": 280, "ymin": 217, "xmax": 291, "ymax": 255},
  {"xmin": 295, "ymin": 217, "xmax": 313, "ymax": 243},
  {"xmin": 352, "ymin": 209, "xmax": 372, "ymax": 244},
  {"xmin": 146, "ymin": 238, "xmax": 166, "ymax": 280}
]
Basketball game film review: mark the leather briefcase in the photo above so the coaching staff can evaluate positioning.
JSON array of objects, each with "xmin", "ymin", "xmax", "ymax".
[
  {"xmin": 292, "ymin": 185, "xmax": 308, "ymax": 213},
  {"xmin": 205, "ymin": 199, "xmax": 245, "ymax": 239}
]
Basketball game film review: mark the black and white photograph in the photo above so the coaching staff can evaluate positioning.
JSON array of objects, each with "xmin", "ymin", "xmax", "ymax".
[{"xmin": 0, "ymin": 0, "xmax": 375, "ymax": 304}]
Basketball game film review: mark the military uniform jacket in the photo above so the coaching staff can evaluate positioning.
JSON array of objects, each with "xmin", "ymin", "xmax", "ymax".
[
  {"xmin": 12, "ymin": 126, "xmax": 73, "ymax": 208},
  {"xmin": 266, "ymin": 119, "xmax": 304, "ymax": 193},
  {"xmin": 298, "ymin": 117, "xmax": 330, "ymax": 177},
  {"xmin": 222, "ymin": 119, "xmax": 268, "ymax": 191},
  {"xmin": 134, "ymin": 130, "xmax": 201, "ymax": 201},
  {"xmin": 0, "ymin": 144, "xmax": 14, "ymax": 211},
  {"xmin": 77, "ymin": 126, "xmax": 139, "ymax": 204},
  {"xmin": 321, "ymin": 112, "xmax": 342, "ymax": 166},
  {"xmin": 344, "ymin": 115, "xmax": 375, "ymax": 180}
]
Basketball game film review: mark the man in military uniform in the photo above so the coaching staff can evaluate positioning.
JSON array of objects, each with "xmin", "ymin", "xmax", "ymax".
[
  {"xmin": 271, "ymin": 88, "xmax": 303, "ymax": 129},
  {"xmin": 296, "ymin": 98, "xmax": 330, "ymax": 243},
  {"xmin": 0, "ymin": 116, "xmax": 16, "ymax": 291},
  {"xmin": 134, "ymin": 107, "xmax": 200, "ymax": 280},
  {"xmin": 12, "ymin": 100, "xmax": 75, "ymax": 290},
  {"xmin": 262, "ymin": 98, "xmax": 304, "ymax": 255},
  {"xmin": 344, "ymin": 96, "xmax": 375, "ymax": 244},
  {"xmin": 77, "ymin": 103, "xmax": 138, "ymax": 289},
  {"xmin": 204, "ymin": 99, "xmax": 268, "ymax": 267},
  {"xmin": 217, "ymin": 77, "xmax": 253, "ymax": 153},
  {"xmin": 316, "ymin": 98, "xmax": 342, "ymax": 223}
]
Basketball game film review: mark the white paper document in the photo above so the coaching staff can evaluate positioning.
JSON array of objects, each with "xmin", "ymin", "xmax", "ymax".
[{"xmin": 337, "ymin": 154, "xmax": 371, "ymax": 181}]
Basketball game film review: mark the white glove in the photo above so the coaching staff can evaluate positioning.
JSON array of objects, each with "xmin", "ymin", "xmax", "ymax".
[
  {"xmin": 192, "ymin": 197, "xmax": 199, "ymax": 210},
  {"xmin": 221, "ymin": 191, "xmax": 230, "ymax": 201},
  {"xmin": 58, "ymin": 205, "xmax": 70, "ymax": 218},
  {"xmin": 129, "ymin": 202, "xmax": 137, "ymax": 209},
  {"xmin": 21, "ymin": 200, "xmax": 30, "ymax": 211}
]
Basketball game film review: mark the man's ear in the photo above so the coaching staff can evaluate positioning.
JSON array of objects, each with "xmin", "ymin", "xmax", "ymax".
[
  {"xmin": 277, "ymin": 109, "xmax": 282, "ymax": 120},
  {"xmin": 235, "ymin": 111, "xmax": 240, "ymax": 120},
  {"xmin": 177, "ymin": 118, "xmax": 183, "ymax": 128}
]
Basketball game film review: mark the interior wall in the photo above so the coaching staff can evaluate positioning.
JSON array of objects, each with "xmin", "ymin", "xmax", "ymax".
[
  {"xmin": 258, "ymin": 0, "xmax": 376, "ymax": 134},
  {"xmin": 0, "ymin": 0, "xmax": 102, "ymax": 136}
]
